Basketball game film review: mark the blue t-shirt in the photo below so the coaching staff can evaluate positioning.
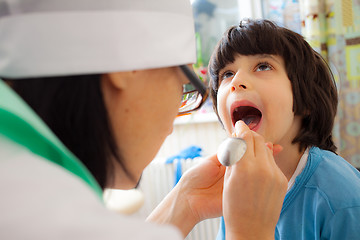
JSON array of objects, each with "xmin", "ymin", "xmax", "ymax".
[{"xmin": 217, "ymin": 147, "xmax": 360, "ymax": 240}]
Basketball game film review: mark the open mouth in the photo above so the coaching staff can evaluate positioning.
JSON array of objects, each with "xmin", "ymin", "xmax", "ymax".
[{"xmin": 232, "ymin": 106, "xmax": 262, "ymax": 130}]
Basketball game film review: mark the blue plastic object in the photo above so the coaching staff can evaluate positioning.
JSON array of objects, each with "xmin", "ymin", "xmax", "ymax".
[{"xmin": 165, "ymin": 145, "xmax": 202, "ymax": 187}]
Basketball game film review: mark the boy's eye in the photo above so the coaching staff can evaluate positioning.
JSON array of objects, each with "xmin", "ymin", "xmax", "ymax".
[
  {"xmin": 221, "ymin": 71, "xmax": 234, "ymax": 80},
  {"xmin": 255, "ymin": 62, "xmax": 273, "ymax": 72}
]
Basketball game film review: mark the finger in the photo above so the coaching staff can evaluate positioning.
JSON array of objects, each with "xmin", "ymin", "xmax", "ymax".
[
  {"xmin": 234, "ymin": 120, "xmax": 250, "ymax": 137},
  {"xmin": 265, "ymin": 142, "xmax": 276, "ymax": 163},
  {"xmin": 234, "ymin": 121, "xmax": 255, "ymax": 157},
  {"xmin": 265, "ymin": 143, "xmax": 283, "ymax": 156},
  {"xmin": 252, "ymin": 132, "xmax": 266, "ymax": 158},
  {"xmin": 265, "ymin": 142, "xmax": 274, "ymax": 152},
  {"xmin": 211, "ymin": 153, "xmax": 226, "ymax": 167},
  {"xmin": 202, "ymin": 154, "xmax": 227, "ymax": 178},
  {"xmin": 224, "ymin": 165, "xmax": 232, "ymax": 179},
  {"xmin": 273, "ymin": 144, "xmax": 283, "ymax": 156}
]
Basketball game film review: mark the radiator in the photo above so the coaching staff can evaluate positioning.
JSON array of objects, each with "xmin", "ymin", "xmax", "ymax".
[{"xmin": 135, "ymin": 158, "xmax": 221, "ymax": 240}]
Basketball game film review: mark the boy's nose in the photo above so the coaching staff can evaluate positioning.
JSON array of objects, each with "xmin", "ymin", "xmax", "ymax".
[
  {"xmin": 230, "ymin": 72, "xmax": 250, "ymax": 92},
  {"xmin": 230, "ymin": 84, "xmax": 247, "ymax": 92}
]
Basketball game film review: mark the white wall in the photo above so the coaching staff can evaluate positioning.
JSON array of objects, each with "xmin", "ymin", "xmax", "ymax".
[{"xmin": 155, "ymin": 112, "xmax": 228, "ymax": 161}]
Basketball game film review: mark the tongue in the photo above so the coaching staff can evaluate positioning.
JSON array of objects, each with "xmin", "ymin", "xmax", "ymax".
[{"xmin": 242, "ymin": 115, "xmax": 261, "ymax": 130}]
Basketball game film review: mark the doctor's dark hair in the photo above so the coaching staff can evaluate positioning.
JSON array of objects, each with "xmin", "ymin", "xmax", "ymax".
[
  {"xmin": 209, "ymin": 19, "xmax": 338, "ymax": 153},
  {"xmin": 5, "ymin": 75, "xmax": 132, "ymax": 190}
]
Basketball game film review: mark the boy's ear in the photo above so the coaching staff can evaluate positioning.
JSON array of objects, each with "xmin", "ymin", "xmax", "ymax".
[{"xmin": 103, "ymin": 71, "xmax": 134, "ymax": 90}]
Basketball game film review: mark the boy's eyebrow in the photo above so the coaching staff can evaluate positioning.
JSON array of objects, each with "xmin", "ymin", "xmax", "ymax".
[{"xmin": 254, "ymin": 54, "xmax": 281, "ymax": 64}]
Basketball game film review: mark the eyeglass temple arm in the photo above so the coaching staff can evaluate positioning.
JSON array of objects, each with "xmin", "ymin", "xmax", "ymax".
[{"xmin": 179, "ymin": 65, "xmax": 207, "ymax": 95}]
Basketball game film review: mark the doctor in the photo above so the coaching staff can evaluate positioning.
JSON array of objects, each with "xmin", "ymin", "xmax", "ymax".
[{"xmin": 0, "ymin": 0, "xmax": 287, "ymax": 239}]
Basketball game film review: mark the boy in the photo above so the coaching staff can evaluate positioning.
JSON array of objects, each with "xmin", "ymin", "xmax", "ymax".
[{"xmin": 209, "ymin": 19, "xmax": 360, "ymax": 239}]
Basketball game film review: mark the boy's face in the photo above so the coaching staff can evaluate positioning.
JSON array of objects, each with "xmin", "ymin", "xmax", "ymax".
[{"xmin": 216, "ymin": 54, "xmax": 302, "ymax": 146}]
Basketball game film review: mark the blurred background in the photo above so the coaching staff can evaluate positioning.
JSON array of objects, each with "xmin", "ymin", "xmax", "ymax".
[
  {"xmin": 157, "ymin": 0, "xmax": 360, "ymax": 167},
  {"xmin": 105, "ymin": 1, "xmax": 360, "ymax": 239}
]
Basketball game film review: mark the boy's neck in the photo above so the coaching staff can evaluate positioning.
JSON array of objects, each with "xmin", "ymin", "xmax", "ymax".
[{"xmin": 274, "ymin": 142, "xmax": 305, "ymax": 182}]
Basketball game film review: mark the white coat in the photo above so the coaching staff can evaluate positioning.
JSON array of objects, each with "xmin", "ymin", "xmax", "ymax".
[{"xmin": 0, "ymin": 81, "xmax": 182, "ymax": 240}]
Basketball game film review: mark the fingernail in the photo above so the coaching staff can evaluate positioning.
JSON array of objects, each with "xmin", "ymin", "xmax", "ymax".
[
  {"xmin": 265, "ymin": 142, "xmax": 273, "ymax": 151},
  {"xmin": 234, "ymin": 120, "xmax": 247, "ymax": 130}
]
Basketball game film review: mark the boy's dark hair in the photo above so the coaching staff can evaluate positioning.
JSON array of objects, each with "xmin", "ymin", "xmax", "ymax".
[
  {"xmin": 209, "ymin": 19, "xmax": 338, "ymax": 153},
  {"xmin": 5, "ymin": 75, "xmax": 133, "ymax": 189}
]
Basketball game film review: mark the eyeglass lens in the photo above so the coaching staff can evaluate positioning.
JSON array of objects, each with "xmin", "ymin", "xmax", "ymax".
[
  {"xmin": 178, "ymin": 65, "xmax": 208, "ymax": 114},
  {"xmin": 179, "ymin": 89, "xmax": 203, "ymax": 113}
]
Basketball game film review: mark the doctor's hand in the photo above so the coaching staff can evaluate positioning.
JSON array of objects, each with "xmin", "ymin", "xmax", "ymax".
[
  {"xmin": 146, "ymin": 154, "xmax": 225, "ymax": 238},
  {"xmin": 223, "ymin": 121, "xmax": 287, "ymax": 240},
  {"xmin": 177, "ymin": 153, "xmax": 226, "ymax": 220}
]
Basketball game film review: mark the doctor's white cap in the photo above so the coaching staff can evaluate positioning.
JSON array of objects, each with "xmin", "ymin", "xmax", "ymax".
[{"xmin": 0, "ymin": 0, "xmax": 196, "ymax": 78}]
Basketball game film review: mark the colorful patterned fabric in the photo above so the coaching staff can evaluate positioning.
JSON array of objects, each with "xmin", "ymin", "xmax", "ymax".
[
  {"xmin": 299, "ymin": 0, "xmax": 360, "ymax": 167},
  {"xmin": 263, "ymin": 0, "xmax": 360, "ymax": 167}
]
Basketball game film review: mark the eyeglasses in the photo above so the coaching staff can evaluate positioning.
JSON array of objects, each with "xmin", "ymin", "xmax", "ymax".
[{"xmin": 178, "ymin": 65, "xmax": 209, "ymax": 115}]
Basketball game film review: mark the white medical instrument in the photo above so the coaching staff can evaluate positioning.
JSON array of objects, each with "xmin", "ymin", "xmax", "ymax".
[{"xmin": 217, "ymin": 138, "xmax": 247, "ymax": 166}]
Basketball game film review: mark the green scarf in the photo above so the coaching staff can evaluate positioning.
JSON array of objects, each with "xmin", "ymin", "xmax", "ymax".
[{"xmin": 0, "ymin": 80, "xmax": 103, "ymax": 199}]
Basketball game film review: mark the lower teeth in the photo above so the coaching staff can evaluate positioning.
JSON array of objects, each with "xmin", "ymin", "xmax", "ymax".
[{"xmin": 243, "ymin": 116, "xmax": 256, "ymax": 126}]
